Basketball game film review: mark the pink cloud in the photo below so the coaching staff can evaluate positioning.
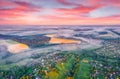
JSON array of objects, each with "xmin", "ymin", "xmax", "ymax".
[
  {"xmin": 56, "ymin": 0, "xmax": 76, "ymax": 5},
  {"xmin": 55, "ymin": 6, "xmax": 95, "ymax": 13},
  {"xmin": 0, "ymin": 0, "xmax": 120, "ymax": 25}
]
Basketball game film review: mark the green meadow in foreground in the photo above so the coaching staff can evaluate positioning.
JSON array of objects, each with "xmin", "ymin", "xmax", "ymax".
[{"xmin": 0, "ymin": 48, "xmax": 120, "ymax": 79}]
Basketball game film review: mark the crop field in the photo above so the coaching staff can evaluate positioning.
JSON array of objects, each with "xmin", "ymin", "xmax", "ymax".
[{"xmin": 0, "ymin": 25, "xmax": 120, "ymax": 79}]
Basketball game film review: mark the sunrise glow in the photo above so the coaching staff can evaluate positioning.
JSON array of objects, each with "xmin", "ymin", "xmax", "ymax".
[{"xmin": 0, "ymin": 0, "xmax": 120, "ymax": 25}]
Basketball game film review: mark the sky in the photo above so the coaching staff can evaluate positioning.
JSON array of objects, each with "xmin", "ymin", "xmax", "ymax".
[{"xmin": 0, "ymin": 0, "xmax": 120, "ymax": 25}]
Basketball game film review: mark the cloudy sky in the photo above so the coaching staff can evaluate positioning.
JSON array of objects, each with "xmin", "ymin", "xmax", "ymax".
[{"xmin": 0, "ymin": 0, "xmax": 120, "ymax": 25}]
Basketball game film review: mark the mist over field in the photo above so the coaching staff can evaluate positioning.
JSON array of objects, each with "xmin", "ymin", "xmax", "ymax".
[{"xmin": 0, "ymin": 25, "xmax": 120, "ymax": 79}]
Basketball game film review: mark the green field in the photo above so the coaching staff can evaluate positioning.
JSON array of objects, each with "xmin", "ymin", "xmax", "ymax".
[{"xmin": 0, "ymin": 49, "xmax": 120, "ymax": 79}]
